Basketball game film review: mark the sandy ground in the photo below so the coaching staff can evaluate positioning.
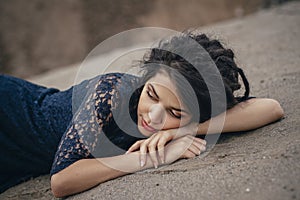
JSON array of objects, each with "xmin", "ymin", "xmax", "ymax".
[{"xmin": 1, "ymin": 1, "xmax": 299, "ymax": 199}]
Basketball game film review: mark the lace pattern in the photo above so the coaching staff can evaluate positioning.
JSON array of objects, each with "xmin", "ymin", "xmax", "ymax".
[{"xmin": 50, "ymin": 73, "xmax": 140, "ymax": 175}]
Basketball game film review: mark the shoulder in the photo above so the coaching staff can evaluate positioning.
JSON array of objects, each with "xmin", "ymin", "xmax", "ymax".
[
  {"xmin": 93, "ymin": 73, "xmax": 141, "ymax": 97},
  {"xmin": 91, "ymin": 72, "xmax": 140, "ymax": 110},
  {"xmin": 96, "ymin": 72, "xmax": 140, "ymax": 85}
]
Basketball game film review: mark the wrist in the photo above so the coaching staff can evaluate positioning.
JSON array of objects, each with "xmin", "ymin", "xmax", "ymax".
[
  {"xmin": 163, "ymin": 140, "xmax": 185, "ymax": 165},
  {"xmin": 197, "ymin": 121, "xmax": 208, "ymax": 135}
]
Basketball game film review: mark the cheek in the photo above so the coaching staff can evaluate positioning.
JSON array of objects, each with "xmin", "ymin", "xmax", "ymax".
[
  {"xmin": 138, "ymin": 93, "xmax": 150, "ymax": 113},
  {"xmin": 162, "ymin": 117, "xmax": 181, "ymax": 129},
  {"xmin": 163, "ymin": 117, "xmax": 191, "ymax": 129}
]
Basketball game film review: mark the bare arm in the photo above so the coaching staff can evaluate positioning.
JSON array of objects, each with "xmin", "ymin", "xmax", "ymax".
[
  {"xmin": 127, "ymin": 98, "xmax": 284, "ymax": 168},
  {"xmin": 51, "ymin": 136, "xmax": 204, "ymax": 198},
  {"xmin": 51, "ymin": 158, "xmax": 128, "ymax": 198},
  {"xmin": 197, "ymin": 98, "xmax": 284, "ymax": 135},
  {"xmin": 51, "ymin": 153, "xmax": 146, "ymax": 198}
]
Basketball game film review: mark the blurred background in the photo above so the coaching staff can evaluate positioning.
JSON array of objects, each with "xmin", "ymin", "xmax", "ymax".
[{"xmin": 0, "ymin": 0, "xmax": 293, "ymax": 78}]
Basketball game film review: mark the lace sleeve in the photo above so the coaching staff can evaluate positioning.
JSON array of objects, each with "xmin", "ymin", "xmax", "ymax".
[{"xmin": 50, "ymin": 73, "xmax": 122, "ymax": 175}]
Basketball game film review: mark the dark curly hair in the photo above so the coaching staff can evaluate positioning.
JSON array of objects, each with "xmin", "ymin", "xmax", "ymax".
[{"xmin": 138, "ymin": 32, "xmax": 250, "ymax": 123}]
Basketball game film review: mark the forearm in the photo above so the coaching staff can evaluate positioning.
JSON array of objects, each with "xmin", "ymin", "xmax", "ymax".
[
  {"xmin": 51, "ymin": 149, "xmax": 177, "ymax": 198},
  {"xmin": 51, "ymin": 152, "xmax": 152, "ymax": 197},
  {"xmin": 51, "ymin": 159, "xmax": 126, "ymax": 198},
  {"xmin": 197, "ymin": 98, "xmax": 284, "ymax": 135}
]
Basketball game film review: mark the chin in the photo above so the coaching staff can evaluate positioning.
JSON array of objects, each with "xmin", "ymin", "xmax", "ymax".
[
  {"xmin": 137, "ymin": 119, "xmax": 153, "ymax": 137},
  {"xmin": 137, "ymin": 124, "xmax": 151, "ymax": 137}
]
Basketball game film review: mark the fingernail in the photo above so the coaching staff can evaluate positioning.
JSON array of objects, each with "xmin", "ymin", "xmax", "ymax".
[
  {"xmin": 154, "ymin": 164, "xmax": 158, "ymax": 169},
  {"xmin": 140, "ymin": 160, "xmax": 145, "ymax": 167},
  {"xmin": 125, "ymin": 151, "xmax": 128, "ymax": 154},
  {"xmin": 160, "ymin": 157, "xmax": 164, "ymax": 164}
]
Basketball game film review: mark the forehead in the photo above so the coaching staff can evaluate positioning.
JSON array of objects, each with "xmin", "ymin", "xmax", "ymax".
[
  {"xmin": 145, "ymin": 71, "xmax": 187, "ymax": 107},
  {"xmin": 146, "ymin": 71, "xmax": 177, "ymax": 93}
]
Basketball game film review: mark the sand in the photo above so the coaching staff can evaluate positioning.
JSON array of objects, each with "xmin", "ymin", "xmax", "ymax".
[{"xmin": 1, "ymin": 1, "xmax": 299, "ymax": 199}]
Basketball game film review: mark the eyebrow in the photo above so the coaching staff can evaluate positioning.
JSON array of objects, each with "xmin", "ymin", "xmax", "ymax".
[
  {"xmin": 148, "ymin": 83, "xmax": 159, "ymax": 99},
  {"xmin": 149, "ymin": 83, "xmax": 189, "ymax": 114}
]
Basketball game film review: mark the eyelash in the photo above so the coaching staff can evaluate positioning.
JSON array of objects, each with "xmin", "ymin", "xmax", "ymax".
[
  {"xmin": 146, "ymin": 89, "xmax": 182, "ymax": 119},
  {"xmin": 146, "ymin": 90, "xmax": 157, "ymax": 101},
  {"xmin": 169, "ymin": 110, "xmax": 182, "ymax": 119}
]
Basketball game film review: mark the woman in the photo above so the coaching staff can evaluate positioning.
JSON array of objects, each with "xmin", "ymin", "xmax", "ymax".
[{"xmin": 0, "ymin": 32, "xmax": 283, "ymax": 197}]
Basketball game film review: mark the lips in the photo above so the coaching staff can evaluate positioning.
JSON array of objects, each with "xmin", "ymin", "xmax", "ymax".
[{"xmin": 141, "ymin": 118, "xmax": 157, "ymax": 133}]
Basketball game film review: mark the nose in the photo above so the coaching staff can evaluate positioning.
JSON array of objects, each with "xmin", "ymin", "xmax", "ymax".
[{"xmin": 149, "ymin": 104, "xmax": 165, "ymax": 125}]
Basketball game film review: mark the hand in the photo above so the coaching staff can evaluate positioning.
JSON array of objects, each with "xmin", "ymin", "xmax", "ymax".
[
  {"xmin": 126, "ymin": 122, "xmax": 204, "ymax": 168},
  {"xmin": 164, "ymin": 135, "xmax": 207, "ymax": 164}
]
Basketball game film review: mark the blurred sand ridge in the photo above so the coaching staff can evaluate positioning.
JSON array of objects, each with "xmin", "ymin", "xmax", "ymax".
[{"xmin": 0, "ymin": 0, "xmax": 290, "ymax": 78}]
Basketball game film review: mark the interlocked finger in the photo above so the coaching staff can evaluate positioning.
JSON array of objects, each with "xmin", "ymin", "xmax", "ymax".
[
  {"xmin": 182, "ymin": 149, "xmax": 196, "ymax": 159},
  {"xmin": 139, "ymin": 139, "xmax": 152, "ymax": 167},
  {"xmin": 147, "ymin": 135, "xmax": 161, "ymax": 168},
  {"xmin": 126, "ymin": 140, "xmax": 144, "ymax": 153}
]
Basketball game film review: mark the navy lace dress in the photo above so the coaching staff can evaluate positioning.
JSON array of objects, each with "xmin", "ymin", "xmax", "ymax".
[{"xmin": 0, "ymin": 73, "xmax": 144, "ymax": 193}]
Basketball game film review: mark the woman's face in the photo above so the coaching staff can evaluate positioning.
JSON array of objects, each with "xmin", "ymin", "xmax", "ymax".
[{"xmin": 137, "ymin": 71, "xmax": 192, "ymax": 137}]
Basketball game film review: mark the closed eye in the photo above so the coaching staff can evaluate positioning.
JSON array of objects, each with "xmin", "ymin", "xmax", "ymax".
[
  {"xmin": 169, "ymin": 110, "xmax": 182, "ymax": 119},
  {"xmin": 146, "ymin": 84, "xmax": 159, "ymax": 101},
  {"xmin": 146, "ymin": 90, "xmax": 157, "ymax": 101}
]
